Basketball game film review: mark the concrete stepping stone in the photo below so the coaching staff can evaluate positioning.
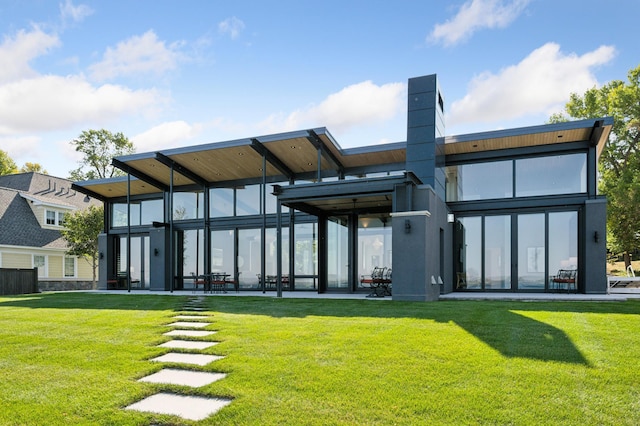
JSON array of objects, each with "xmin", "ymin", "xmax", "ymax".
[
  {"xmin": 139, "ymin": 368, "xmax": 227, "ymax": 387},
  {"xmin": 182, "ymin": 307, "xmax": 206, "ymax": 311},
  {"xmin": 126, "ymin": 392, "xmax": 231, "ymax": 421},
  {"xmin": 159, "ymin": 340, "xmax": 218, "ymax": 350},
  {"xmin": 164, "ymin": 329, "xmax": 216, "ymax": 338},
  {"xmin": 167, "ymin": 321, "xmax": 210, "ymax": 328},
  {"xmin": 151, "ymin": 352, "xmax": 224, "ymax": 366},
  {"xmin": 173, "ymin": 315, "xmax": 210, "ymax": 320}
]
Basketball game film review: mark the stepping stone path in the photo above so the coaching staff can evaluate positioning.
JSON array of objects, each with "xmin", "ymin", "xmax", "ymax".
[{"xmin": 125, "ymin": 296, "xmax": 233, "ymax": 421}]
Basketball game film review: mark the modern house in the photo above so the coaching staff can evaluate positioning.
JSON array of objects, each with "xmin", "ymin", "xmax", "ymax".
[
  {"xmin": 73, "ymin": 74, "xmax": 613, "ymax": 300},
  {"xmin": 0, "ymin": 172, "xmax": 101, "ymax": 290}
]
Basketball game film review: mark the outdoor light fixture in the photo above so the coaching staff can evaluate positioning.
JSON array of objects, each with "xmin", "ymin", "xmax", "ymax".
[
  {"xmin": 594, "ymin": 231, "xmax": 599, "ymax": 243},
  {"xmin": 447, "ymin": 213, "xmax": 455, "ymax": 223},
  {"xmin": 99, "ymin": 252, "xmax": 104, "ymax": 259},
  {"xmin": 154, "ymin": 248, "xmax": 160, "ymax": 256},
  {"xmin": 405, "ymin": 219, "xmax": 411, "ymax": 233}
]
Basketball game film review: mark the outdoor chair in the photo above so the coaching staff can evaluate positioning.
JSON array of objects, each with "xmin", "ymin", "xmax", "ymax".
[
  {"xmin": 191, "ymin": 272, "xmax": 207, "ymax": 293},
  {"xmin": 550, "ymin": 269, "xmax": 577, "ymax": 293},
  {"xmin": 360, "ymin": 266, "xmax": 391, "ymax": 297}
]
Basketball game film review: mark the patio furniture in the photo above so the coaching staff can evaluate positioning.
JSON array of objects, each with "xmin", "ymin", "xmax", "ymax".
[
  {"xmin": 360, "ymin": 267, "xmax": 392, "ymax": 297},
  {"xmin": 550, "ymin": 269, "xmax": 577, "ymax": 293}
]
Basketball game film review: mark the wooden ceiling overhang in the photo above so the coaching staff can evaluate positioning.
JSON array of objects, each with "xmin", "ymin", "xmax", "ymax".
[
  {"xmin": 72, "ymin": 128, "xmax": 407, "ymax": 200},
  {"xmin": 443, "ymin": 117, "xmax": 613, "ymax": 157},
  {"xmin": 72, "ymin": 117, "xmax": 612, "ymax": 201}
]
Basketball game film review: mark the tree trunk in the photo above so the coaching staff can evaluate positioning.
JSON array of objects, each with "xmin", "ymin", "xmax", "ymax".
[{"xmin": 623, "ymin": 251, "xmax": 632, "ymax": 271}]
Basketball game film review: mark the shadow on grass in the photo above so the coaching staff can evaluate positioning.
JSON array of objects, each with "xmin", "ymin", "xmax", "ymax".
[{"xmin": 3, "ymin": 292, "xmax": 637, "ymax": 365}]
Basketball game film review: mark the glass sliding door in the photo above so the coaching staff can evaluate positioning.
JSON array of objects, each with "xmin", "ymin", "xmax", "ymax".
[
  {"xmin": 357, "ymin": 215, "xmax": 392, "ymax": 282},
  {"xmin": 456, "ymin": 217, "xmax": 482, "ymax": 289},
  {"xmin": 238, "ymin": 228, "xmax": 262, "ymax": 290},
  {"xmin": 484, "ymin": 215, "xmax": 511, "ymax": 290},
  {"xmin": 517, "ymin": 214, "xmax": 545, "ymax": 290},
  {"xmin": 327, "ymin": 216, "xmax": 349, "ymax": 290},
  {"xmin": 548, "ymin": 211, "xmax": 578, "ymax": 278},
  {"xmin": 294, "ymin": 222, "xmax": 317, "ymax": 290}
]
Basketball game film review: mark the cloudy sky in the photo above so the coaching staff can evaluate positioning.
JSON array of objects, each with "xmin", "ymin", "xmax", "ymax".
[{"xmin": 0, "ymin": 0, "xmax": 637, "ymax": 178}]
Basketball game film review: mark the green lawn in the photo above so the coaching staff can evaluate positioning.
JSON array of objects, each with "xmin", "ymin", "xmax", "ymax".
[{"xmin": 0, "ymin": 293, "xmax": 639, "ymax": 425}]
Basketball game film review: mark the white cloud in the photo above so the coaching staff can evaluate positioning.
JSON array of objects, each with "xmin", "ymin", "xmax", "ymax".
[
  {"xmin": 0, "ymin": 27, "xmax": 60, "ymax": 83},
  {"xmin": 259, "ymin": 80, "xmax": 406, "ymax": 134},
  {"xmin": 0, "ymin": 135, "xmax": 41, "ymax": 159},
  {"xmin": 447, "ymin": 43, "xmax": 617, "ymax": 127},
  {"xmin": 59, "ymin": 0, "xmax": 93, "ymax": 24},
  {"xmin": 429, "ymin": 0, "xmax": 530, "ymax": 47},
  {"xmin": 132, "ymin": 120, "xmax": 203, "ymax": 152},
  {"xmin": 0, "ymin": 75, "xmax": 164, "ymax": 135},
  {"xmin": 89, "ymin": 30, "xmax": 184, "ymax": 81},
  {"xmin": 218, "ymin": 17, "xmax": 245, "ymax": 40}
]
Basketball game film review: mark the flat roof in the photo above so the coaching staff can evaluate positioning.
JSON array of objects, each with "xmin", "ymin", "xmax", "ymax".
[{"xmin": 73, "ymin": 117, "xmax": 612, "ymax": 200}]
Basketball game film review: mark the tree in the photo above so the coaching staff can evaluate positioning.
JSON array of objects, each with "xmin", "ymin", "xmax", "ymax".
[
  {"xmin": 550, "ymin": 65, "xmax": 640, "ymax": 268},
  {"xmin": 20, "ymin": 162, "xmax": 48, "ymax": 174},
  {"xmin": 0, "ymin": 149, "xmax": 18, "ymax": 176},
  {"xmin": 69, "ymin": 129, "xmax": 135, "ymax": 181},
  {"xmin": 60, "ymin": 205, "xmax": 104, "ymax": 289}
]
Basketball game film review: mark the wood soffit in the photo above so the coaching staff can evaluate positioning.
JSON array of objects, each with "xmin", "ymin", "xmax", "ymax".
[{"xmin": 74, "ymin": 120, "xmax": 611, "ymax": 199}]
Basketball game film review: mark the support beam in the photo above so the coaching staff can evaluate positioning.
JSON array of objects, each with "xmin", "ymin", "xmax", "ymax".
[
  {"xmin": 250, "ymin": 138, "xmax": 295, "ymax": 180},
  {"xmin": 111, "ymin": 158, "xmax": 169, "ymax": 192},
  {"xmin": 306, "ymin": 130, "xmax": 344, "ymax": 176},
  {"xmin": 155, "ymin": 153, "xmax": 208, "ymax": 186}
]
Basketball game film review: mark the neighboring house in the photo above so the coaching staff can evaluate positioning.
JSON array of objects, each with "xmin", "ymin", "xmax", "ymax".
[
  {"xmin": 74, "ymin": 73, "xmax": 612, "ymax": 299},
  {"xmin": 0, "ymin": 172, "xmax": 101, "ymax": 291}
]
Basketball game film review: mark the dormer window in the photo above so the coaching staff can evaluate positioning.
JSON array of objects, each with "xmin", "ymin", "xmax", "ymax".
[{"xmin": 45, "ymin": 209, "xmax": 67, "ymax": 227}]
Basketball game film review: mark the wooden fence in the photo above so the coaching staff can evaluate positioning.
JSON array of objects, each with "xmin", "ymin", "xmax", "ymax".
[{"xmin": 0, "ymin": 268, "xmax": 39, "ymax": 295}]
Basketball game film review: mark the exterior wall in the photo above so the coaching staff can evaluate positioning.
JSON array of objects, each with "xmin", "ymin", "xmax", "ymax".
[
  {"xmin": 2, "ymin": 252, "xmax": 31, "ymax": 269},
  {"xmin": 583, "ymin": 198, "xmax": 607, "ymax": 293},
  {"xmin": 49, "ymin": 255, "xmax": 63, "ymax": 277},
  {"xmin": 0, "ymin": 246, "xmax": 96, "ymax": 289}
]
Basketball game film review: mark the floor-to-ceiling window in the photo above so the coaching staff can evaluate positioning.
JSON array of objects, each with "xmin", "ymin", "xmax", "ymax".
[
  {"xmin": 294, "ymin": 222, "xmax": 317, "ymax": 290},
  {"xmin": 456, "ymin": 210, "xmax": 579, "ymax": 292},
  {"xmin": 517, "ymin": 214, "xmax": 545, "ymax": 290},
  {"xmin": 328, "ymin": 216, "xmax": 349, "ymax": 290},
  {"xmin": 357, "ymin": 215, "xmax": 392, "ymax": 282},
  {"xmin": 238, "ymin": 228, "xmax": 262, "ymax": 289},
  {"xmin": 484, "ymin": 215, "xmax": 511, "ymax": 290}
]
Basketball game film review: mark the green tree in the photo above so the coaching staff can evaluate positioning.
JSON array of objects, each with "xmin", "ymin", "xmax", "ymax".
[
  {"xmin": 69, "ymin": 129, "xmax": 134, "ymax": 181},
  {"xmin": 551, "ymin": 65, "xmax": 640, "ymax": 268},
  {"xmin": 60, "ymin": 205, "xmax": 104, "ymax": 288},
  {"xmin": 20, "ymin": 162, "xmax": 48, "ymax": 174},
  {"xmin": 0, "ymin": 149, "xmax": 18, "ymax": 176}
]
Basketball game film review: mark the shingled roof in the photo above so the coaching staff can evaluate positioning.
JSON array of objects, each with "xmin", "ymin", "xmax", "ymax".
[{"xmin": 0, "ymin": 172, "xmax": 100, "ymax": 249}]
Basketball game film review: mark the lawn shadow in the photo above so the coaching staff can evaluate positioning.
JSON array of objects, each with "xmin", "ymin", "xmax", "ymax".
[{"xmin": 2, "ymin": 292, "xmax": 636, "ymax": 365}]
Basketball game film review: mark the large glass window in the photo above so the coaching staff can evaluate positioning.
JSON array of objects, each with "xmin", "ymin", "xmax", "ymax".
[
  {"xmin": 516, "ymin": 153, "xmax": 586, "ymax": 197},
  {"xmin": 210, "ymin": 188, "xmax": 234, "ymax": 218},
  {"xmin": 140, "ymin": 199, "xmax": 163, "ymax": 224},
  {"xmin": 328, "ymin": 217, "xmax": 349, "ymax": 290},
  {"xmin": 295, "ymin": 222, "xmax": 318, "ymax": 290},
  {"xmin": 549, "ymin": 212, "xmax": 578, "ymax": 275},
  {"xmin": 211, "ymin": 229, "xmax": 235, "ymax": 274},
  {"xmin": 445, "ymin": 161, "xmax": 512, "ymax": 202},
  {"xmin": 456, "ymin": 217, "xmax": 482, "ymax": 289},
  {"xmin": 236, "ymin": 184, "xmax": 261, "ymax": 216},
  {"xmin": 484, "ymin": 215, "xmax": 511, "ymax": 290},
  {"xmin": 357, "ymin": 216, "xmax": 392, "ymax": 282},
  {"xmin": 517, "ymin": 214, "xmax": 545, "ymax": 290},
  {"xmin": 238, "ymin": 228, "xmax": 262, "ymax": 289},
  {"xmin": 173, "ymin": 192, "xmax": 204, "ymax": 220}
]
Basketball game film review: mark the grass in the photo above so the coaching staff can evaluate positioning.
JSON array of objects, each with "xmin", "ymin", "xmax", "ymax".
[{"xmin": 1, "ymin": 293, "xmax": 639, "ymax": 425}]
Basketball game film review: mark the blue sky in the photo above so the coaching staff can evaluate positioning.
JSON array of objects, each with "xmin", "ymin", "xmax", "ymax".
[{"xmin": 0, "ymin": 0, "xmax": 637, "ymax": 178}]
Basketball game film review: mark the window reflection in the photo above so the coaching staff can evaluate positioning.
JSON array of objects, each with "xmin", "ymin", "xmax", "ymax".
[
  {"xmin": 446, "ymin": 161, "xmax": 512, "ymax": 201},
  {"xmin": 236, "ymin": 185, "xmax": 261, "ymax": 216},
  {"xmin": 516, "ymin": 153, "xmax": 586, "ymax": 197},
  {"xmin": 210, "ymin": 188, "xmax": 234, "ymax": 218},
  {"xmin": 173, "ymin": 192, "xmax": 204, "ymax": 220}
]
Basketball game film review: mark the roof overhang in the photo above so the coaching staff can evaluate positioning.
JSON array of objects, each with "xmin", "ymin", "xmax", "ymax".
[
  {"xmin": 73, "ymin": 128, "xmax": 406, "ymax": 199},
  {"xmin": 444, "ymin": 117, "xmax": 613, "ymax": 157}
]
